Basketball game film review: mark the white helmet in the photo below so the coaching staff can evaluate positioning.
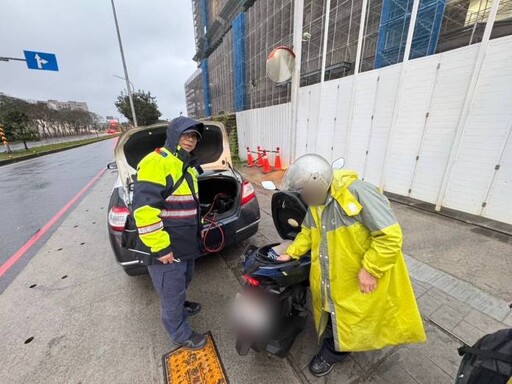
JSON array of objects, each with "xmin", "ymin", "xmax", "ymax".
[{"xmin": 281, "ymin": 154, "xmax": 333, "ymax": 205}]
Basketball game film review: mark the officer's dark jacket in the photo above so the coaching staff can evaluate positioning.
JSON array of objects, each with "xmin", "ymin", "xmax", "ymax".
[{"xmin": 132, "ymin": 117, "xmax": 204, "ymax": 260}]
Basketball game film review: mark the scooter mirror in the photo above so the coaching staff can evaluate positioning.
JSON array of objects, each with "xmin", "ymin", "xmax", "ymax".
[
  {"xmin": 332, "ymin": 157, "xmax": 345, "ymax": 170},
  {"xmin": 261, "ymin": 181, "xmax": 278, "ymax": 191}
]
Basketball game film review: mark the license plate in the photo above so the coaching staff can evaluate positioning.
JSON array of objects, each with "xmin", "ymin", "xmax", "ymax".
[{"xmin": 233, "ymin": 293, "xmax": 272, "ymax": 332}]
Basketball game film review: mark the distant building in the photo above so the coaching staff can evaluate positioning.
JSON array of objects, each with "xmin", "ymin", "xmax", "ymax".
[
  {"xmin": 185, "ymin": 69, "xmax": 205, "ymax": 119},
  {"xmin": 47, "ymin": 100, "xmax": 89, "ymax": 112}
]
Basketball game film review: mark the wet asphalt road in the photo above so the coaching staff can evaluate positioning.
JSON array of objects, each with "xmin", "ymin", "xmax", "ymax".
[{"xmin": 0, "ymin": 137, "xmax": 118, "ymax": 292}]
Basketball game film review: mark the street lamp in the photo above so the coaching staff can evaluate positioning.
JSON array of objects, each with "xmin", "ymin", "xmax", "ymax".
[
  {"xmin": 113, "ymin": 74, "xmax": 135, "ymax": 94},
  {"xmin": 110, "ymin": 0, "xmax": 138, "ymax": 127}
]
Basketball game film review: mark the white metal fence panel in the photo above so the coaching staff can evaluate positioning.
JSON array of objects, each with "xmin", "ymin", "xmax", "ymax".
[
  {"xmin": 409, "ymin": 45, "xmax": 479, "ymax": 204},
  {"xmin": 482, "ymin": 123, "xmax": 512, "ymax": 223},
  {"xmin": 236, "ymin": 102, "xmax": 292, "ymax": 167},
  {"xmin": 346, "ymin": 71, "xmax": 380, "ymax": 173},
  {"xmin": 331, "ymin": 76, "xmax": 354, "ymax": 163},
  {"xmin": 315, "ymin": 80, "xmax": 340, "ymax": 161},
  {"xmin": 295, "ymin": 87, "xmax": 312, "ymax": 158},
  {"xmin": 362, "ymin": 65, "xmax": 401, "ymax": 186},
  {"xmin": 385, "ymin": 56, "xmax": 442, "ymax": 195},
  {"xmin": 443, "ymin": 37, "xmax": 512, "ymax": 216}
]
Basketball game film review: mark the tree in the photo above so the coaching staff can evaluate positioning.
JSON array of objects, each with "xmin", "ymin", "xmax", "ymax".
[
  {"xmin": 115, "ymin": 90, "xmax": 162, "ymax": 126},
  {"xmin": 3, "ymin": 109, "xmax": 39, "ymax": 150}
]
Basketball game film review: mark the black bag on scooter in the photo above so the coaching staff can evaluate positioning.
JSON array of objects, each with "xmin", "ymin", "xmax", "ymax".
[{"xmin": 455, "ymin": 328, "xmax": 512, "ymax": 384}]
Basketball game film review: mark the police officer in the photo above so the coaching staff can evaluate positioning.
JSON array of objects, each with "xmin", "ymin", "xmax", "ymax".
[{"xmin": 132, "ymin": 116, "xmax": 206, "ymax": 350}]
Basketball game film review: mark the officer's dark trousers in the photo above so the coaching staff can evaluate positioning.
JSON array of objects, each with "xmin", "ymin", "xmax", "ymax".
[
  {"xmin": 148, "ymin": 259, "xmax": 195, "ymax": 343},
  {"xmin": 319, "ymin": 316, "xmax": 350, "ymax": 363}
]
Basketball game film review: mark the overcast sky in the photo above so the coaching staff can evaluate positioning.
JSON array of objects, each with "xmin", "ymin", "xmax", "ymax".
[{"xmin": 0, "ymin": 0, "xmax": 197, "ymax": 121}]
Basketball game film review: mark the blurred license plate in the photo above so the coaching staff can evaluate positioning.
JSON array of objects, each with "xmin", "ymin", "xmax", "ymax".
[{"xmin": 234, "ymin": 293, "xmax": 272, "ymax": 331}]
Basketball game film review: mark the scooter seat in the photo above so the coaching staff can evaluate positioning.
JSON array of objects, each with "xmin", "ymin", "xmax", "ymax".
[{"xmin": 259, "ymin": 260, "xmax": 300, "ymax": 270}]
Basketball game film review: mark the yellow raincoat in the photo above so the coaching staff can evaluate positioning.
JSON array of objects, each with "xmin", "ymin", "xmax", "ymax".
[{"xmin": 286, "ymin": 170, "xmax": 426, "ymax": 352}]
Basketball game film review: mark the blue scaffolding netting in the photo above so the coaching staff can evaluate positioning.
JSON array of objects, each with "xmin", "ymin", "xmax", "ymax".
[
  {"xmin": 375, "ymin": 0, "xmax": 447, "ymax": 68},
  {"xmin": 232, "ymin": 12, "xmax": 246, "ymax": 112},
  {"xmin": 200, "ymin": 0, "xmax": 211, "ymax": 116}
]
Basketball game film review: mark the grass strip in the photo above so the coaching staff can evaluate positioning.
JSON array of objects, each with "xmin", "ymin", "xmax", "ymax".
[{"xmin": 0, "ymin": 134, "xmax": 119, "ymax": 162}]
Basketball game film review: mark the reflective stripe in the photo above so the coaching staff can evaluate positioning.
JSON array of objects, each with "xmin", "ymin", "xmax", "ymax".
[
  {"xmin": 348, "ymin": 180, "xmax": 397, "ymax": 232},
  {"xmin": 165, "ymin": 194, "xmax": 197, "ymax": 203},
  {"xmin": 138, "ymin": 220, "xmax": 163, "ymax": 235},
  {"xmin": 160, "ymin": 208, "xmax": 197, "ymax": 218}
]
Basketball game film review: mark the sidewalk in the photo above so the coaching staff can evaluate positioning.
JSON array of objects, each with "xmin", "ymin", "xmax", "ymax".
[{"xmin": 233, "ymin": 166, "xmax": 512, "ymax": 383}]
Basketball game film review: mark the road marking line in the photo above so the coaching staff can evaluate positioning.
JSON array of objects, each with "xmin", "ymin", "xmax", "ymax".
[{"xmin": 0, "ymin": 167, "xmax": 107, "ymax": 278}]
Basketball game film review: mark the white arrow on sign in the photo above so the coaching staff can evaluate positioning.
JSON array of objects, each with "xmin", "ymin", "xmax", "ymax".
[{"xmin": 35, "ymin": 54, "xmax": 48, "ymax": 69}]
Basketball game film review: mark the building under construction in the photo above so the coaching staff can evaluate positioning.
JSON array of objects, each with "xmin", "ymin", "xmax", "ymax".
[{"xmin": 185, "ymin": 0, "xmax": 512, "ymax": 118}]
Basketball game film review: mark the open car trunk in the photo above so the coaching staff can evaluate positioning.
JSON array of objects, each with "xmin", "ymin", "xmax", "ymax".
[
  {"xmin": 198, "ymin": 175, "xmax": 239, "ymax": 219},
  {"xmin": 113, "ymin": 121, "xmax": 234, "ymax": 207}
]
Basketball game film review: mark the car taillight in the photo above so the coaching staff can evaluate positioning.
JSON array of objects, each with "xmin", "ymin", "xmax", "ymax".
[
  {"xmin": 242, "ymin": 274, "xmax": 260, "ymax": 287},
  {"xmin": 108, "ymin": 206, "xmax": 129, "ymax": 231},
  {"xmin": 241, "ymin": 181, "xmax": 256, "ymax": 205}
]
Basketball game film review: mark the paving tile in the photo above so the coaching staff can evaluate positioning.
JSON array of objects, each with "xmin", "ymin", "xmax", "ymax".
[
  {"xmin": 351, "ymin": 347, "xmax": 395, "ymax": 371},
  {"xmin": 366, "ymin": 351, "xmax": 419, "ymax": 384},
  {"xmin": 451, "ymin": 321, "xmax": 486, "ymax": 346},
  {"xmin": 410, "ymin": 278, "xmax": 433, "ymax": 291},
  {"xmin": 408, "ymin": 321, "xmax": 462, "ymax": 379},
  {"xmin": 399, "ymin": 346, "xmax": 454, "ymax": 384},
  {"xmin": 463, "ymin": 308, "xmax": 508, "ymax": 334},
  {"xmin": 466, "ymin": 293, "xmax": 511, "ymax": 322},
  {"xmin": 429, "ymin": 288, "xmax": 472, "ymax": 315},
  {"xmin": 430, "ymin": 304, "xmax": 468, "ymax": 331},
  {"xmin": 417, "ymin": 291, "xmax": 445, "ymax": 317},
  {"xmin": 411, "ymin": 281, "xmax": 428, "ymax": 299}
]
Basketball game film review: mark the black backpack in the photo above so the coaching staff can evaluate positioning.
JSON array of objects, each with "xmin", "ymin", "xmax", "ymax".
[{"xmin": 456, "ymin": 328, "xmax": 512, "ymax": 384}]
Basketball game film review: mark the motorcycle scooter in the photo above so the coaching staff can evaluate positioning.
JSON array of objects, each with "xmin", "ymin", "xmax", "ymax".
[
  {"xmin": 233, "ymin": 189, "xmax": 311, "ymax": 358},
  {"xmin": 233, "ymin": 158, "xmax": 345, "ymax": 358}
]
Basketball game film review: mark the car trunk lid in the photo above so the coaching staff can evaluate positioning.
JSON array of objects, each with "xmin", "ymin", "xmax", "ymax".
[{"xmin": 114, "ymin": 121, "xmax": 232, "ymax": 191}]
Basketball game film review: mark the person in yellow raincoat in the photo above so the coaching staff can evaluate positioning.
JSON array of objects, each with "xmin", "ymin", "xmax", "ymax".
[{"xmin": 277, "ymin": 154, "xmax": 426, "ymax": 377}]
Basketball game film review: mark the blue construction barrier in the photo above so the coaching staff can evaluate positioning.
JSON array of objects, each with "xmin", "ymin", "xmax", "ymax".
[
  {"xmin": 232, "ymin": 13, "xmax": 247, "ymax": 112},
  {"xmin": 375, "ymin": 0, "xmax": 446, "ymax": 68}
]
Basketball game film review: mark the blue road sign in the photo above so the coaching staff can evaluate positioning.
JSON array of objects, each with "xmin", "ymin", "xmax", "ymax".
[{"xmin": 23, "ymin": 50, "xmax": 59, "ymax": 71}]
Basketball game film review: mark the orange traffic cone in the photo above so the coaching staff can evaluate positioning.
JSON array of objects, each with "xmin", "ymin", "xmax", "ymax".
[
  {"xmin": 262, "ymin": 150, "xmax": 272, "ymax": 174},
  {"xmin": 256, "ymin": 146, "xmax": 264, "ymax": 167},
  {"xmin": 246, "ymin": 147, "xmax": 255, "ymax": 167},
  {"xmin": 274, "ymin": 147, "xmax": 282, "ymax": 171}
]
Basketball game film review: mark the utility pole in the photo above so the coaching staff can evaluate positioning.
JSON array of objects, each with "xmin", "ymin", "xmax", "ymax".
[
  {"xmin": 289, "ymin": 0, "xmax": 304, "ymax": 165},
  {"xmin": 110, "ymin": 0, "xmax": 138, "ymax": 127}
]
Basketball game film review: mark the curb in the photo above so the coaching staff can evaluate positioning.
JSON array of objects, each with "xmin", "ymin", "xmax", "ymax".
[{"xmin": 0, "ymin": 135, "xmax": 118, "ymax": 167}]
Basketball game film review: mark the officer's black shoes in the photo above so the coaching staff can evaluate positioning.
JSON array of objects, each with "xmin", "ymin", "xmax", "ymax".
[
  {"xmin": 308, "ymin": 354, "xmax": 335, "ymax": 377},
  {"xmin": 184, "ymin": 301, "xmax": 202, "ymax": 316},
  {"xmin": 175, "ymin": 332, "xmax": 207, "ymax": 350}
]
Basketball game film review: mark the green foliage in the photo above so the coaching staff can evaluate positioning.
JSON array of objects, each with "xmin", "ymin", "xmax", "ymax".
[
  {"xmin": 115, "ymin": 90, "xmax": 162, "ymax": 126},
  {"xmin": 2, "ymin": 110, "xmax": 39, "ymax": 149},
  {"xmin": 0, "ymin": 94, "xmax": 101, "ymax": 141},
  {"xmin": 208, "ymin": 113, "xmax": 239, "ymax": 161}
]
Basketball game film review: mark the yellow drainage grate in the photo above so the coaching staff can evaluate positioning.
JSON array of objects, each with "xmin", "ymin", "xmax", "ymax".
[{"xmin": 163, "ymin": 332, "xmax": 229, "ymax": 384}]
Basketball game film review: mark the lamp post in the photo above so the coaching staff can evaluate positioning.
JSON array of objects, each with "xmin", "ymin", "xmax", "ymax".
[
  {"xmin": 110, "ymin": 0, "xmax": 138, "ymax": 127},
  {"xmin": 113, "ymin": 74, "xmax": 135, "ymax": 94}
]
